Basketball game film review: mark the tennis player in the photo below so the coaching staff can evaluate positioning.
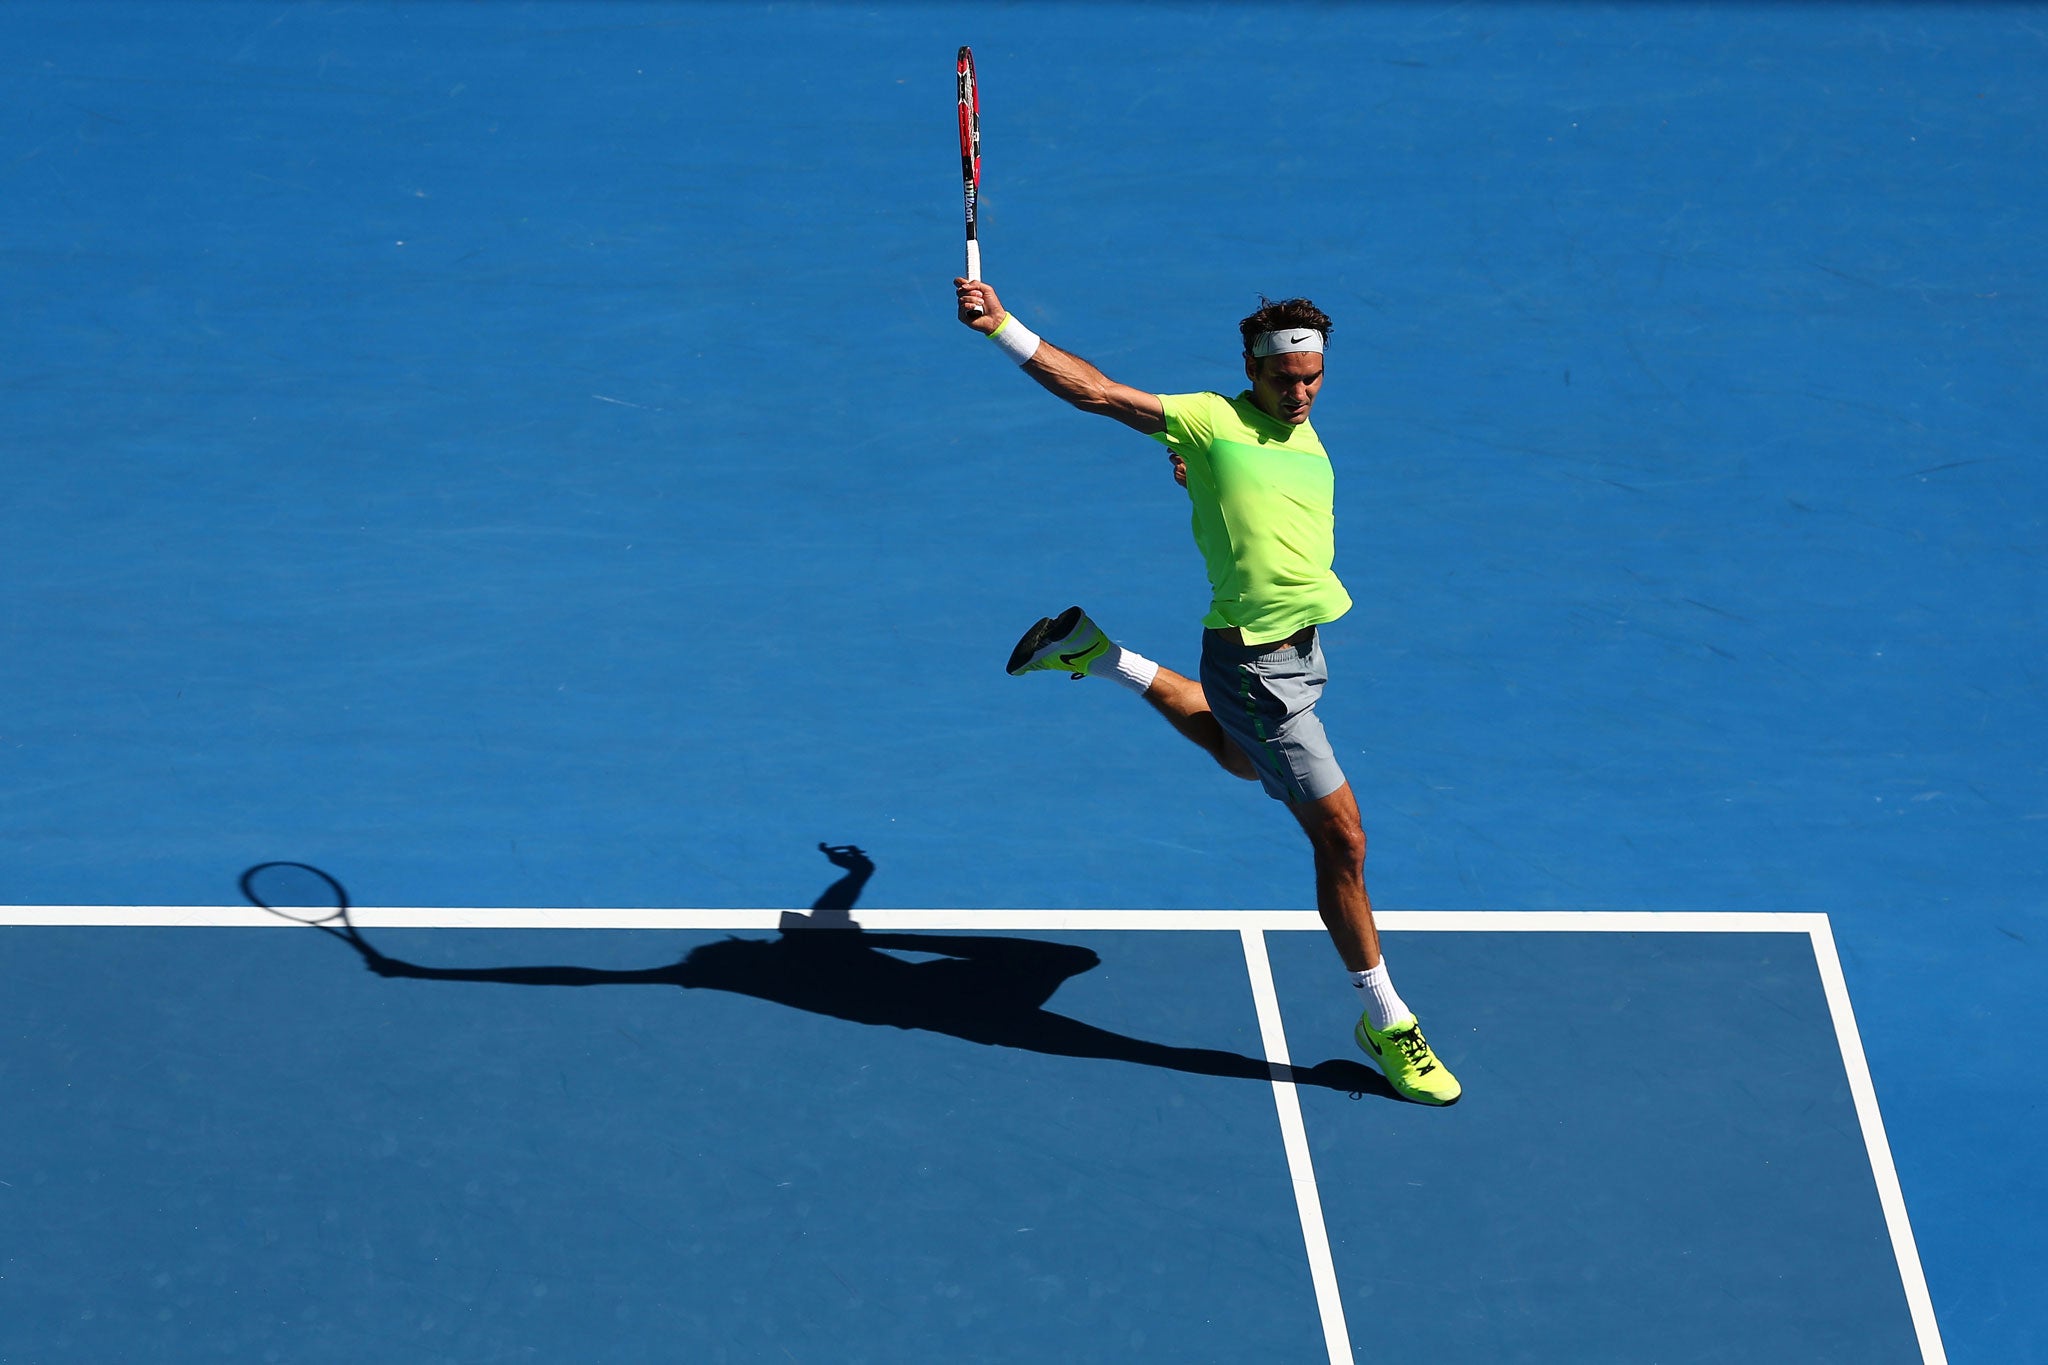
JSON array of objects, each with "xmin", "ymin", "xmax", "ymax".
[{"xmin": 955, "ymin": 277, "xmax": 1460, "ymax": 1104}]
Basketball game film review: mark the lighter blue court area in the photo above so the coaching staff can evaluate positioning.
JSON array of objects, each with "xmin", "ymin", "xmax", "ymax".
[{"xmin": 0, "ymin": 2, "xmax": 2042, "ymax": 1362}]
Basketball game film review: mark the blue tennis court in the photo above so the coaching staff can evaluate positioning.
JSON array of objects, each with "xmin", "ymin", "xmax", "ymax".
[
  {"xmin": 3, "ymin": 3, "xmax": 2042, "ymax": 1361},
  {"xmin": 0, "ymin": 906, "xmax": 1928, "ymax": 1362}
]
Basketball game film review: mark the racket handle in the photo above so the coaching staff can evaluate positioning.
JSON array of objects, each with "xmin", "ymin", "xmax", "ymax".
[{"xmin": 963, "ymin": 240, "xmax": 983, "ymax": 313}]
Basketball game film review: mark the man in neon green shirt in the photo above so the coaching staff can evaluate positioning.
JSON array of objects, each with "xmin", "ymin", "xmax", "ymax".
[{"xmin": 955, "ymin": 275, "xmax": 1460, "ymax": 1105}]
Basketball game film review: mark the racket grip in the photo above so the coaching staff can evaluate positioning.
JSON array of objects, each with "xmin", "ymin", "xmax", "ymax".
[{"xmin": 965, "ymin": 239, "xmax": 981, "ymax": 283}]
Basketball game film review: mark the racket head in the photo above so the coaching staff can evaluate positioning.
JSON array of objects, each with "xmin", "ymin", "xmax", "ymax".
[
  {"xmin": 957, "ymin": 46, "xmax": 980, "ymax": 225},
  {"xmin": 240, "ymin": 861, "xmax": 351, "ymax": 925}
]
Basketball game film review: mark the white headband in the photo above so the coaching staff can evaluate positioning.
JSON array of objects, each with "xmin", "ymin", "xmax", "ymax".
[{"xmin": 1250, "ymin": 328, "xmax": 1325, "ymax": 358}]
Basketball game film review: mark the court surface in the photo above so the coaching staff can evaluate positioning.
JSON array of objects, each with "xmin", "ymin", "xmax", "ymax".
[
  {"xmin": 4, "ymin": 906, "xmax": 1929, "ymax": 1363},
  {"xmin": 3, "ymin": 3, "xmax": 2043, "ymax": 1362}
]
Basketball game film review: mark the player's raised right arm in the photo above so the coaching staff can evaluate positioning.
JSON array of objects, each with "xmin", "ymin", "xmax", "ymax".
[
  {"xmin": 956, "ymin": 278, "xmax": 1166, "ymax": 436},
  {"xmin": 1020, "ymin": 338, "xmax": 1168, "ymax": 436}
]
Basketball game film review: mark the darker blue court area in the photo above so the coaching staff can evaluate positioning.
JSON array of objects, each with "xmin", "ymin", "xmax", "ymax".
[
  {"xmin": 4, "ymin": 926, "xmax": 1324, "ymax": 1364},
  {"xmin": 4, "ymin": 922, "xmax": 1924, "ymax": 1363},
  {"xmin": 1274, "ymin": 930, "xmax": 1918, "ymax": 1364},
  {"xmin": 3, "ymin": 1, "xmax": 2043, "ymax": 1360}
]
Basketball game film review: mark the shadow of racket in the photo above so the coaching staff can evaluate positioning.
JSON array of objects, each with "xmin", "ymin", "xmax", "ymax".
[{"xmin": 239, "ymin": 861, "xmax": 378, "ymax": 959}]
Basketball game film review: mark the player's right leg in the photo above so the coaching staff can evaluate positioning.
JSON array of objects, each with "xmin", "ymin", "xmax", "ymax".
[
  {"xmin": 1138, "ymin": 669, "xmax": 1259, "ymax": 780},
  {"xmin": 1007, "ymin": 607, "xmax": 1257, "ymax": 781},
  {"xmin": 1007, "ymin": 605, "xmax": 1112, "ymax": 678}
]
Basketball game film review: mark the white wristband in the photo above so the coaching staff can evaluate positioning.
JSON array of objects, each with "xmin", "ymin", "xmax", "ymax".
[{"xmin": 988, "ymin": 314, "xmax": 1042, "ymax": 365}]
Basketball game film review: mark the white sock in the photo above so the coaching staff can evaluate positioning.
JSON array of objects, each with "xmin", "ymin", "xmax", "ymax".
[
  {"xmin": 1350, "ymin": 961, "xmax": 1412, "ymax": 1031},
  {"xmin": 1091, "ymin": 642, "xmax": 1159, "ymax": 696}
]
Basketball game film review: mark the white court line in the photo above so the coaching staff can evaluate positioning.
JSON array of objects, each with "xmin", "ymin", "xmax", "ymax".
[
  {"xmin": 0, "ymin": 906, "xmax": 1829, "ymax": 933},
  {"xmin": 0, "ymin": 904, "xmax": 1941, "ymax": 1362},
  {"xmin": 1239, "ymin": 928, "xmax": 1352, "ymax": 1365},
  {"xmin": 1809, "ymin": 918, "xmax": 1949, "ymax": 1365}
]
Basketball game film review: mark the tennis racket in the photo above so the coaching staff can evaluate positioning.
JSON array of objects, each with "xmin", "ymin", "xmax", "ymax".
[{"xmin": 957, "ymin": 45, "xmax": 983, "ymax": 309}]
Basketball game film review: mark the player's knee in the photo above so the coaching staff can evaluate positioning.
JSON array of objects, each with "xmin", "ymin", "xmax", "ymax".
[{"xmin": 1309, "ymin": 814, "xmax": 1366, "ymax": 870}]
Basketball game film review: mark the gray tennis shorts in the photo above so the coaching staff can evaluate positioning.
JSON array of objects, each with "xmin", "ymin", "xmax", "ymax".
[{"xmin": 1199, "ymin": 626, "xmax": 1348, "ymax": 806}]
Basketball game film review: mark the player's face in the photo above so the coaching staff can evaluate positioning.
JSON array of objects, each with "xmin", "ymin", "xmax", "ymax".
[{"xmin": 1246, "ymin": 351, "xmax": 1325, "ymax": 425}]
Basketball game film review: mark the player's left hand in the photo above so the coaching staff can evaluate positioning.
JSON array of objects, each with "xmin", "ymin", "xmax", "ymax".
[{"xmin": 1169, "ymin": 452, "xmax": 1188, "ymax": 487}]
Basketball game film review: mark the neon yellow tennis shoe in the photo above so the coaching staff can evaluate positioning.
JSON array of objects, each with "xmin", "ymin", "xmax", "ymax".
[
  {"xmin": 1007, "ymin": 606, "xmax": 1111, "ymax": 680},
  {"xmin": 1356, "ymin": 1013, "xmax": 1462, "ymax": 1105}
]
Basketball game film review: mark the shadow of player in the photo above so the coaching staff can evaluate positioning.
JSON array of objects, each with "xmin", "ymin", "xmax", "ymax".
[{"xmin": 330, "ymin": 845, "xmax": 1395, "ymax": 1099}]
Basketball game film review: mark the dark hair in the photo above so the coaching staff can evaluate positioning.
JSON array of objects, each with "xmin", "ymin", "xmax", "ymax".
[{"xmin": 1239, "ymin": 296, "xmax": 1332, "ymax": 357}]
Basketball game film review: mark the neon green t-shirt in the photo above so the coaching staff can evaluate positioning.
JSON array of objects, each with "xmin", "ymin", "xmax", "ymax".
[{"xmin": 1153, "ymin": 390, "xmax": 1353, "ymax": 644}]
